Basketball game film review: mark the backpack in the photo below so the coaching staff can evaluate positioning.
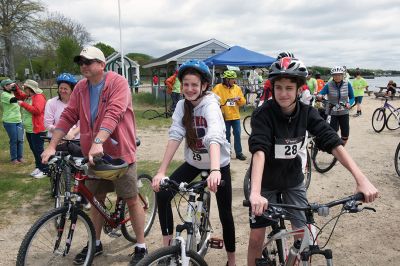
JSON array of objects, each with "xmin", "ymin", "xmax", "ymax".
[{"xmin": 164, "ymin": 74, "xmax": 176, "ymax": 94}]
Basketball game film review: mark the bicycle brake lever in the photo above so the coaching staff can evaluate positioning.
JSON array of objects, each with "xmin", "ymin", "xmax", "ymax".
[{"xmin": 361, "ymin": 206, "xmax": 376, "ymax": 212}]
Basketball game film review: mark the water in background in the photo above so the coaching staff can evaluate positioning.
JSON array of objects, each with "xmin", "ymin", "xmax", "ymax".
[{"xmin": 349, "ymin": 76, "xmax": 400, "ymax": 92}]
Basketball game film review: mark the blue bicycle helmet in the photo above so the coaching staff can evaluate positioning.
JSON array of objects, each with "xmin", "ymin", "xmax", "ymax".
[
  {"xmin": 56, "ymin": 73, "xmax": 78, "ymax": 86},
  {"xmin": 177, "ymin": 60, "xmax": 212, "ymax": 84}
]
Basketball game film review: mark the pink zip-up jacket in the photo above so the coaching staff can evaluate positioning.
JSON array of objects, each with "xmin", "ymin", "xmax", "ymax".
[{"xmin": 56, "ymin": 71, "xmax": 137, "ymax": 164}]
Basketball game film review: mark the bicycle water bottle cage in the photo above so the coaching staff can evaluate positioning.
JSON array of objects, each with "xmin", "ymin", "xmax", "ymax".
[{"xmin": 209, "ymin": 237, "xmax": 224, "ymax": 249}]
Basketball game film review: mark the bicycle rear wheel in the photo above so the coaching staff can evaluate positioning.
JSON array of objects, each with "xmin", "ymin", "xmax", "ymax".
[
  {"xmin": 303, "ymin": 149, "xmax": 312, "ymax": 189},
  {"xmin": 142, "ymin": 109, "xmax": 160, "ymax": 120},
  {"xmin": 243, "ymin": 168, "xmax": 251, "ymax": 201},
  {"xmin": 371, "ymin": 108, "xmax": 386, "ymax": 133},
  {"xmin": 17, "ymin": 207, "xmax": 95, "ymax": 266},
  {"xmin": 395, "ymin": 142, "xmax": 400, "ymax": 177},
  {"xmin": 386, "ymin": 108, "xmax": 400, "ymax": 130},
  {"xmin": 311, "ymin": 145, "xmax": 337, "ymax": 173},
  {"xmin": 243, "ymin": 115, "xmax": 252, "ymax": 136},
  {"xmin": 121, "ymin": 173, "xmax": 157, "ymax": 242},
  {"xmin": 136, "ymin": 245, "xmax": 207, "ymax": 266}
]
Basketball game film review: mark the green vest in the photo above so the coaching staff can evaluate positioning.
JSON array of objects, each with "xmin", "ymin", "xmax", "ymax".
[
  {"xmin": 21, "ymin": 98, "xmax": 33, "ymax": 133},
  {"xmin": 1, "ymin": 91, "xmax": 22, "ymax": 123}
]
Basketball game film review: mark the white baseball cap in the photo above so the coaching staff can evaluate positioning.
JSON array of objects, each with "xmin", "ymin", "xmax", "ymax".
[{"xmin": 74, "ymin": 46, "xmax": 106, "ymax": 63}]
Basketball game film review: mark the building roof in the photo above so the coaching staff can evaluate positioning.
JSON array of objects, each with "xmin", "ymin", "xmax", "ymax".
[
  {"xmin": 143, "ymin": 38, "xmax": 229, "ymax": 68},
  {"xmin": 106, "ymin": 52, "xmax": 140, "ymax": 66}
]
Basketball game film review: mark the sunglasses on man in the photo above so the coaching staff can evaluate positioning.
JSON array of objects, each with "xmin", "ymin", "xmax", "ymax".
[{"xmin": 76, "ymin": 58, "xmax": 101, "ymax": 66}]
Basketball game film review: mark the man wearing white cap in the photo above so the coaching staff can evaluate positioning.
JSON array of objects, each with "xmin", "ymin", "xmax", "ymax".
[{"xmin": 42, "ymin": 46, "xmax": 147, "ymax": 265}]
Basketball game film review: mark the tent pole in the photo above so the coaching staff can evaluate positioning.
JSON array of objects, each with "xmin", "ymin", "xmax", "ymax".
[{"xmin": 212, "ymin": 65, "xmax": 215, "ymax": 87}]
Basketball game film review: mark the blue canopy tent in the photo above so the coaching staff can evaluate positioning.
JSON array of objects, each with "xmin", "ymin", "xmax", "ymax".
[{"xmin": 204, "ymin": 45, "xmax": 275, "ymax": 85}]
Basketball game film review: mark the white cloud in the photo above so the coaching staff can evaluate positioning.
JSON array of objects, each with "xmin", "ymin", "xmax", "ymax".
[{"xmin": 42, "ymin": 0, "xmax": 400, "ymax": 70}]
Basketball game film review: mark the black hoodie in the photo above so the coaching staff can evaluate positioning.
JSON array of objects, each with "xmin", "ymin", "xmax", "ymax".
[{"xmin": 249, "ymin": 99, "xmax": 343, "ymax": 190}]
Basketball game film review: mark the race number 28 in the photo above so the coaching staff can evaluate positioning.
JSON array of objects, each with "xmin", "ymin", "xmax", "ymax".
[{"xmin": 284, "ymin": 145, "xmax": 297, "ymax": 156}]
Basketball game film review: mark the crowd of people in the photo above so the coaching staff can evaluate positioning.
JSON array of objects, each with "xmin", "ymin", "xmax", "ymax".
[{"xmin": 1, "ymin": 45, "xmax": 381, "ymax": 265}]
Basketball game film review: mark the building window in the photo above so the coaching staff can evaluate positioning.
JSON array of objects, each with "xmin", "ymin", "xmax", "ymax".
[{"xmin": 211, "ymin": 49, "xmax": 216, "ymax": 54}]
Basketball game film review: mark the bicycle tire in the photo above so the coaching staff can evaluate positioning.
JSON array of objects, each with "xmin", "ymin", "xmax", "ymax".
[
  {"xmin": 54, "ymin": 166, "xmax": 71, "ymax": 208},
  {"xmin": 243, "ymin": 115, "xmax": 252, "ymax": 136},
  {"xmin": 136, "ymin": 245, "xmax": 208, "ymax": 266},
  {"xmin": 197, "ymin": 191, "xmax": 211, "ymax": 257},
  {"xmin": 395, "ymin": 142, "xmax": 400, "ymax": 177},
  {"xmin": 17, "ymin": 206, "xmax": 95, "ymax": 266},
  {"xmin": 371, "ymin": 108, "xmax": 386, "ymax": 133},
  {"xmin": 142, "ymin": 109, "xmax": 160, "ymax": 120},
  {"xmin": 385, "ymin": 108, "xmax": 400, "ymax": 130},
  {"xmin": 312, "ymin": 145, "xmax": 337, "ymax": 173},
  {"xmin": 303, "ymin": 149, "xmax": 312, "ymax": 189},
  {"xmin": 243, "ymin": 168, "xmax": 251, "ymax": 201},
  {"xmin": 121, "ymin": 173, "xmax": 157, "ymax": 242}
]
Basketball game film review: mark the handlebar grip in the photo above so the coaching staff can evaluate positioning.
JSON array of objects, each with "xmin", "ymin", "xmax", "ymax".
[
  {"xmin": 353, "ymin": 192, "xmax": 365, "ymax": 201},
  {"xmin": 243, "ymin": 200, "xmax": 250, "ymax": 207},
  {"xmin": 219, "ymin": 180, "xmax": 225, "ymax": 187}
]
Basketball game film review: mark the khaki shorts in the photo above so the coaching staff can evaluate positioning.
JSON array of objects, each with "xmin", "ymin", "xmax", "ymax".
[{"xmin": 86, "ymin": 163, "xmax": 138, "ymax": 199}]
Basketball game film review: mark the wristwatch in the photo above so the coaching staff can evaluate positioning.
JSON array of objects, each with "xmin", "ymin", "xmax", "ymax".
[{"xmin": 93, "ymin": 137, "xmax": 103, "ymax": 144}]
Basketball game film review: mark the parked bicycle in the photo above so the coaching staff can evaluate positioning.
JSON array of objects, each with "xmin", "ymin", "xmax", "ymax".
[
  {"xmin": 395, "ymin": 141, "xmax": 400, "ymax": 177},
  {"xmin": 242, "ymin": 89, "xmax": 263, "ymax": 136},
  {"xmin": 243, "ymin": 192, "xmax": 376, "ymax": 266},
  {"xmin": 371, "ymin": 97, "xmax": 400, "ymax": 133},
  {"xmin": 137, "ymin": 173, "xmax": 224, "ymax": 266},
  {"xmin": 17, "ymin": 154, "xmax": 157, "ymax": 266}
]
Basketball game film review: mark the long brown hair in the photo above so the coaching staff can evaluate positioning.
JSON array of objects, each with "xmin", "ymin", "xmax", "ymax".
[{"xmin": 180, "ymin": 69, "xmax": 208, "ymax": 151}]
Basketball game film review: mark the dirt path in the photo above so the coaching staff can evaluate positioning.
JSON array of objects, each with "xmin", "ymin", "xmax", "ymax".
[{"xmin": 1, "ymin": 97, "xmax": 400, "ymax": 265}]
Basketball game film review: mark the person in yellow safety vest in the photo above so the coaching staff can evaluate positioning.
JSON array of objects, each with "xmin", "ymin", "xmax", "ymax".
[{"xmin": 212, "ymin": 70, "xmax": 247, "ymax": 160}]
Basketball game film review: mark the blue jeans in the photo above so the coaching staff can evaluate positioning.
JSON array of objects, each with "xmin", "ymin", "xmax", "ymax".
[
  {"xmin": 26, "ymin": 132, "xmax": 48, "ymax": 172},
  {"xmin": 225, "ymin": 119, "xmax": 243, "ymax": 155},
  {"xmin": 3, "ymin": 122, "xmax": 24, "ymax": 161}
]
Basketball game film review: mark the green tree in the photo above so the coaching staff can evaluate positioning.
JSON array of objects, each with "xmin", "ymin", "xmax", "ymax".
[
  {"xmin": 56, "ymin": 37, "xmax": 81, "ymax": 74},
  {"xmin": 0, "ymin": 0, "xmax": 44, "ymax": 79},
  {"xmin": 94, "ymin": 42, "xmax": 116, "ymax": 58},
  {"xmin": 126, "ymin": 52, "xmax": 153, "ymax": 77},
  {"xmin": 40, "ymin": 12, "xmax": 91, "ymax": 49}
]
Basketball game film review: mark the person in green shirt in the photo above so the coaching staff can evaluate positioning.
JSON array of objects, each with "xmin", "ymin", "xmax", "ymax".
[
  {"xmin": 352, "ymin": 71, "xmax": 368, "ymax": 117},
  {"xmin": 0, "ymin": 79, "xmax": 24, "ymax": 163},
  {"xmin": 306, "ymin": 70, "xmax": 318, "ymax": 94}
]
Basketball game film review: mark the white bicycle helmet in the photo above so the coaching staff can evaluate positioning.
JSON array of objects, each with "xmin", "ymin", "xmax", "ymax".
[
  {"xmin": 276, "ymin": 51, "xmax": 295, "ymax": 60},
  {"xmin": 330, "ymin": 66, "xmax": 345, "ymax": 75},
  {"xmin": 268, "ymin": 57, "xmax": 308, "ymax": 81}
]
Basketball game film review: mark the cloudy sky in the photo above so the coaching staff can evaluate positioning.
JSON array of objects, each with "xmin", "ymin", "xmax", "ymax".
[{"xmin": 42, "ymin": 0, "xmax": 400, "ymax": 70}]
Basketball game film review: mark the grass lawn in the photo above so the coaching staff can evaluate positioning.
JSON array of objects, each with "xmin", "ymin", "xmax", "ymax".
[{"xmin": 0, "ymin": 92, "xmax": 183, "ymax": 226}]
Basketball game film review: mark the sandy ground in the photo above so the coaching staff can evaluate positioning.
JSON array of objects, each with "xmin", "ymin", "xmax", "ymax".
[{"xmin": 1, "ymin": 96, "xmax": 400, "ymax": 265}]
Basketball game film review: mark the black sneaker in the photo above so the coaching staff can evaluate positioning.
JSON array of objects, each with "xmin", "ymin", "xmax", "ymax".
[
  {"xmin": 236, "ymin": 153, "xmax": 247, "ymax": 161},
  {"xmin": 129, "ymin": 246, "xmax": 148, "ymax": 265},
  {"xmin": 73, "ymin": 243, "xmax": 103, "ymax": 265}
]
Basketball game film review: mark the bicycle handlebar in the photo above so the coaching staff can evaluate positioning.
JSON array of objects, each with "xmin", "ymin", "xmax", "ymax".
[
  {"xmin": 160, "ymin": 177, "xmax": 225, "ymax": 192},
  {"xmin": 243, "ymin": 193, "xmax": 374, "ymax": 218}
]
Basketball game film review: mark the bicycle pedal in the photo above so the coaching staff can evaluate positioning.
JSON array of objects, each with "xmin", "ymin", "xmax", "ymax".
[{"xmin": 209, "ymin": 237, "xmax": 224, "ymax": 249}]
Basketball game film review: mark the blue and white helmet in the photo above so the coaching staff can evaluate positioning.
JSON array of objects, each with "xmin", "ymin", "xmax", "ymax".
[
  {"xmin": 56, "ymin": 73, "xmax": 78, "ymax": 86},
  {"xmin": 177, "ymin": 60, "xmax": 212, "ymax": 83}
]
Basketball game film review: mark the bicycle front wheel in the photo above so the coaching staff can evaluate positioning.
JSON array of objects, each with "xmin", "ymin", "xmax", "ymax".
[
  {"xmin": 136, "ymin": 245, "xmax": 208, "ymax": 266},
  {"xmin": 17, "ymin": 207, "xmax": 95, "ymax": 266},
  {"xmin": 371, "ymin": 108, "xmax": 386, "ymax": 133},
  {"xmin": 395, "ymin": 142, "xmax": 400, "ymax": 177},
  {"xmin": 142, "ymin": 109, "xmax": 160, "ymax": 120},
  {"xmin": 386, "ymin": 108, "xmax": 400, "ymax": 130},
  {"xmin": 197, "ymin": 191, "xmax": 211, "ymax": 257},
  {"xmin": 121, "ymin": 173, "xmax": 157, "ymax": 242},
  {"xmin": 312, "ymin": 145, "xmax": 337, "ymax": 173},
  {"xmin": 54, "ymin": 167, "xmax": 71, "ymax": 208},
  {"xmin": 243, "ymin": 115, "xmax": 252, "ymax": 136}
]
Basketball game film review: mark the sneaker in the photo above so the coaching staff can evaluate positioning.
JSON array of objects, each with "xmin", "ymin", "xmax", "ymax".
[
  {"xmin": 74, "ymin": 243, "xmax": 103, "ymax": 265},
  {"xmin": 236, "ymin": 153, "xmax": 247, "ymax": 161},
  {"xmin": 33, "ymin": 170, "xmax": 46, "ymax": 179},
  {"xmin": 30, "ymin": 168, "xmax": 40, "ymax": 176},
  {"xmin": 129, "ymin": 246, "xmax": 148, "ymax": 265}
]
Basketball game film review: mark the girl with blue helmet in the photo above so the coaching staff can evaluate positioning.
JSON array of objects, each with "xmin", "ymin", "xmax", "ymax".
[{"xmin": 152, "ymin": 59, "xmax": 237, "ymax": 265}]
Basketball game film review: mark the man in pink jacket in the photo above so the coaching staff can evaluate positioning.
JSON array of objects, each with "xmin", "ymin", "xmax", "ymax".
[{"xmin": 41, "ymin": 46, "xmax": 147, "ymax": 265}]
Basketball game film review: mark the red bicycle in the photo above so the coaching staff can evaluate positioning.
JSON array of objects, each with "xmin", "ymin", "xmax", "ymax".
[{"xmin": 17, "ymin": 154, "xmax": 156, "ymax": 266}]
